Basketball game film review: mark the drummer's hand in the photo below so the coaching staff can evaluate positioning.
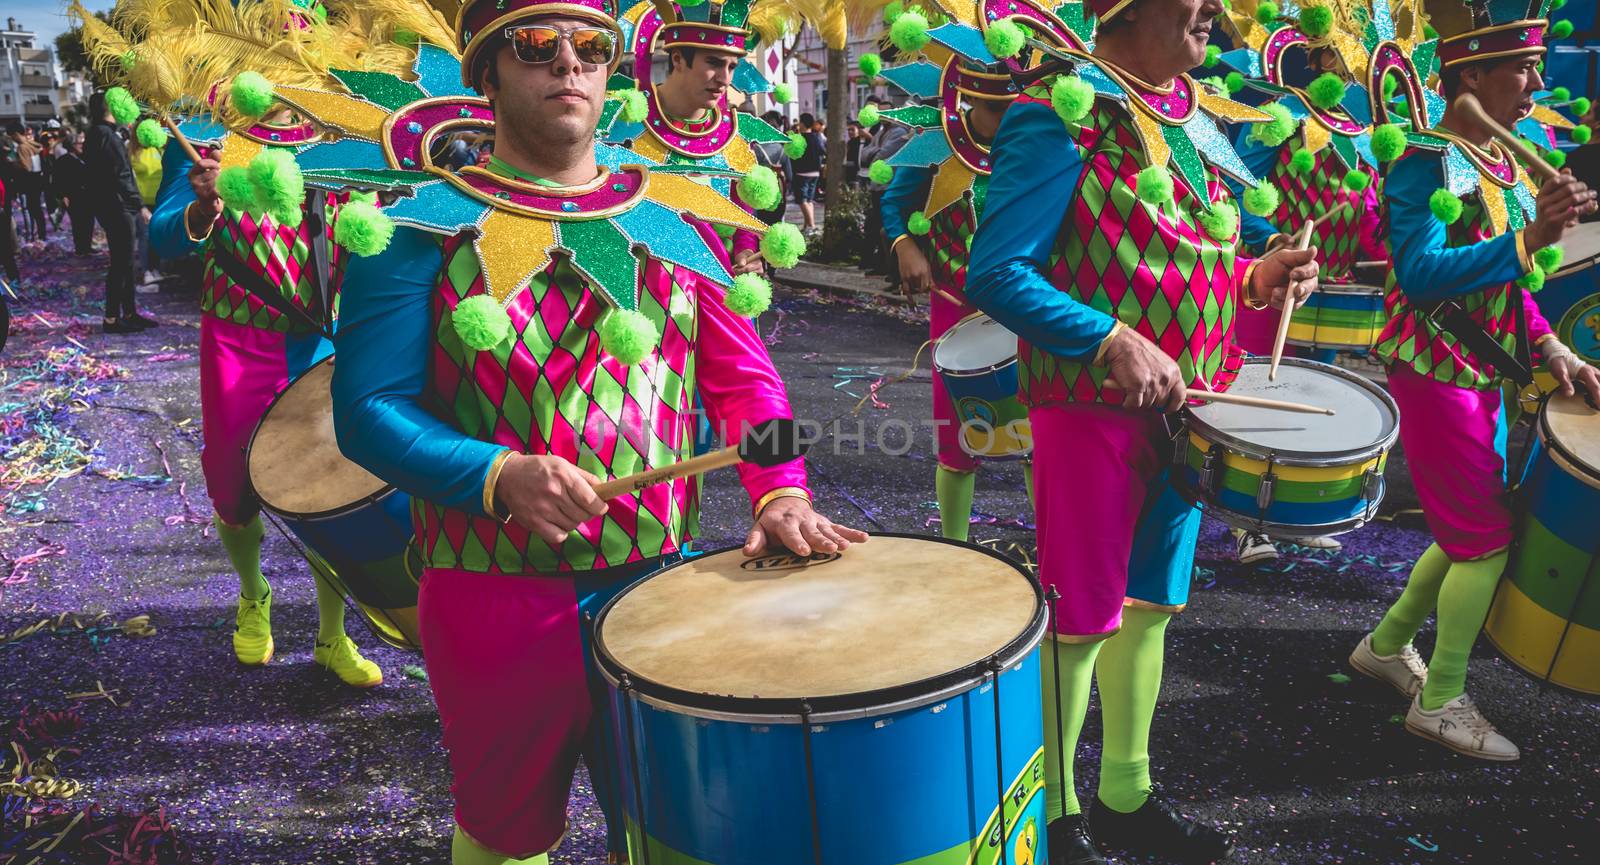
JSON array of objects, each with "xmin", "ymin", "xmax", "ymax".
[
  {"xmin": 1252, "ymin": 247, "xmax": 1319, "ymax": 310},
  {"xmin": 744, "ymin": 497, "xmax": 870, "ymax": 558},
  {"xmin": 1104, "ymin": 326, "xmax": 1186, "ymax": 413},
  {"xmin": 1545, "ymin": 340, "xmax": 1600, "ymax": 403},
  {"xmin": 732, "ymin": 249, "xmax": 763, "ymax": 276},
  {"xmin": 494, "ymin": 454, "xmax": 609, "ymax": 546},
  {"xmin": 896, "ymin": 241, "xmax": 932, "ymax": 295},
  {"xmin": 1527, "ymin": 170, "xmax": 1597, "ymax": 249}
]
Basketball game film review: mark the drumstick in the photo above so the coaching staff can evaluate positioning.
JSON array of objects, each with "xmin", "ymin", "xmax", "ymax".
[
  {"xmin": 1104, "ymin": 379, "xmax": 1335, "ymax": 415},
  {"xmin": 591, "ymin": 418, "xmax": 808, "ymax": 500},
  {"xmin": 933, "ymin": 287, "xmax": 964, "ymax": 307},
  {"xmin": 1454, "ymin": 93, "xmax": 1560, "ymax": 182},
  {"xmin": 159, "ymin": 114, "xmax": 205, "ymax": 164},
  {"xmin": 1269, "ymin": 220, "xmax": 1316, "ymax": 381}
]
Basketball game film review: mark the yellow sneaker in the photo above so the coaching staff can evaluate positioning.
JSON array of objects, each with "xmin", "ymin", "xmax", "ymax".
[
  {"xmin": 314, "ymin": 636, "xmax": 383, "ymax": 688},
  {"xmin": 233, "ymin": 591, "xmax": 274, "ymax": 666}
]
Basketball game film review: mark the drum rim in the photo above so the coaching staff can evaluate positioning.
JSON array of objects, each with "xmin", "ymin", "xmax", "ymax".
[
  {"xmin": 244, "ymin": 355, "xmax": 400, "ymax": 520},
  {"xmin": 1551, "ymin": 222, "xmax": 1600, "ymax": 279},
  {"xmin": 1538, "ymin": 397, "xmax": 1600, "ymax": 492},
  {"xmin": 1298, "ymin": 283, "xmax": 1386, "ymax": 296},
  {"xmin": 1183, "ymin": 357, "xmax": 1399, "ymax": 466},
  {"xmin": 933, "ymin": 312, "xmax": 1019, "ymax": 379},
  {"xmin": 591, "ymin": 532, "xmax": 1049, "ymax": 724}
]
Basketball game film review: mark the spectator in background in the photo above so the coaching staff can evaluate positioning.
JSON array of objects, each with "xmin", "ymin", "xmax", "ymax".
[
  {"xmin": 792, "ymin": 112, "xmax": 825, "ymax": 234},
  {"xmin": 752, "ymin": 109, "xmax": 791, "ymax": 226},
  {"xmin": 51, "ymin": 133, "xmax": 94, "ymax": 256},
  {"xmin": 83, "ymin": 91, "xmax": 153, "ymax": 333},
  {"xmin": 131, "ymin": 121, "xmax": 165, "ymax": 289},
  {"xmin": 6, "ymin": 123, "xmax": 48, "ymax": 241},
  {"xmin": 1571, "ymin": 99, "xmax": 1600, "ymax": 224},
  {"xmin": 0, "ymin": 170, "xmax": 19, "ymax": 287},
  {"xmin": 844, "ymin": 120, "xmax": 866, "ymax": 185},
  {"xmin": 860, "ymin": 97, "xmax": 911, "ymax": 278}
]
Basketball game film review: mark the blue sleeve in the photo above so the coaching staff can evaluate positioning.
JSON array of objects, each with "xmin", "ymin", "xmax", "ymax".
[
  {"xmin": 150, "ymin": 144, "xmax": 199, "ymax": 260},
  {"xmin": 1386, "ymin": 151, "xmax": 1529, "ymax": 305},
  {"xmin": 331, "ymin": 228, "xmax": 508, "ymax": 516},
  {"xmin": 880, "ymin": 163, "xmax": 932, "ymax": 243},
  {"xmin": 1228, "ymin": 125, "xmax": 1284, "ymax": 252},
  {"xmin": 966, "ymin": 101, "xmax": 1117, "ymax": 361}
]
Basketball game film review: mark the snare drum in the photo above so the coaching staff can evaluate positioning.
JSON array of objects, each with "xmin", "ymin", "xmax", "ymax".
[
  {"xmin": 1172, "ymin": 358, "xmax": 1398, "ymax": 538},
  {"xmin": 594, "ymin": 535, "xmax": 1049, "ymax": 865},
  {"xmin": 246, "ymin": 357, "xmax": 422, "ymax": 651},
  {"xmin": 1285, "ymin": 283, "xmax": 1387, "ymax": 352},
  {"xmin": 933, "ymin": 313, "xmax": 1032, "ymax": 459},
  {"xmin": 1484, "ymin": 392, "xmax": 1600, "ymax": 694}
]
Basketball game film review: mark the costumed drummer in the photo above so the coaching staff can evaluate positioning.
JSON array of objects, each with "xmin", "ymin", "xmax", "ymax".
[
  {"xmin": 967, "ymin": 1, "xmax": 1317, "ymax": 863},
  {"xmin": 1347, "ymin": 0, "xmax": 1599, "ymax": 762},
  {"xmin": 326, "ymin": 1, "xmax": 866, "ymax": 862},
  {"xmin": 877, "ymin": 1, "xmax": 1026, "ymax": 542}
]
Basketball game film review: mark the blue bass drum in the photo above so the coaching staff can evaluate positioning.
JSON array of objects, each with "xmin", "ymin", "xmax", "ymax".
[{"xmin": 594, "ymin": 534, "xmax": 1049, "ymax": 865}]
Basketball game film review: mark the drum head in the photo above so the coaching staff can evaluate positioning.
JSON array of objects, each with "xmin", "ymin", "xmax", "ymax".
[
  {"xmin": 934, "ymin": 314, "xmax": 1018, "ymax": 375},
  {"xmin": 1187, "ymin": 359, "xmax": 1397, "ymax": 461},
  {"xmin": 247, "ymin": 358, "xmax": 390, "ymax": 517},
  {"xmin": 1554, "ymin": 223, "xmax": 1600, "ymax": 278},
  {"xmin": 597, "ymin": 535, "xmax": 1039, "ymax": 707},
  {"xmin": 1542, "ymin": 392, "xmax": 1600, "ymax": 487}
]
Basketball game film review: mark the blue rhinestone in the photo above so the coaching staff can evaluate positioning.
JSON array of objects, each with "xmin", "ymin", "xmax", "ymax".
[
  {"xmin": 459, "ymin": 108, "xmax": 472, "ymax": 118},
  {"xmin": 495, "ymin": 191, "xmax": 510, "ymax": 199},
  {"xmin": 979, "ymin": 158, "xmax": 988, "ymax": 168},
  {"xmin": 496, "ymin": 0, "xmax": 506, "ymax": 8},
  {"xmin": 401, "ymin": 157, "xmax": 415, "ymax": 167},
  {"xmin": 1469, "ymin": 39, "xmax": 1480, "ymax": 51},
  {"xmin": 561, "ymin": 201, "xmax": 579, "ymax": 212},
  {"xmin": 725, "ymin": 35, "xmax": 734, "ymax": 44},
  {"xmin": 612, "ymin": 183, "xmax": 627, "ymax": 192},
  {"xmin": 269, "ymin": 133, "xmax": 281, "ymax": 141},
  {"xmin": 407, "ymin": 121, "xmax": 423, "ymax": 133}
]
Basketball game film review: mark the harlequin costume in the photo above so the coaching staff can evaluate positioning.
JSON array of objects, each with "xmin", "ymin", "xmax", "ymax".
[
  {"xmin": 875, "ymin": 1, "xmax": 1025, "ymax": 540},
  {"xmin": 259, "ymin": 1, "xmax": 807, "ymax": 859},
  {"xmin": 1346, "ymin": 0, "xmax": 1594, "ymax": 761},
  {"xmin": 76, "ymin": 0, "xmax": 448, "ymax": 685},
  {"xmin": 965, "ymin": 0, "xmax": 1275, "ymax": 859}
]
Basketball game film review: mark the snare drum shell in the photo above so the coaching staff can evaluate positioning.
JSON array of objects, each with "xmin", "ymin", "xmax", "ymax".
[
  {"xmin": 935, "ymin": 315, "xmax": 1033, "ymax": 460},
  {"xmin": 1286, "ymin": 285, "xmax": 1386, "ymax": 351}
]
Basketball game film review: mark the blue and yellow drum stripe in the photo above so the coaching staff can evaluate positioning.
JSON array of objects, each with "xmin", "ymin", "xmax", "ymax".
[{"xmin": 1182, "ymin": 436, "xmax": 1386, "ymax": 527}]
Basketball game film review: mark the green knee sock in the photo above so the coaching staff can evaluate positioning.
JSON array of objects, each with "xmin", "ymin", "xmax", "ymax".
[
  {"xmin": 451, "ymin": 827, "xmax": 548, "ymax": 865},
  {"xmin": 1371, "ymin": 543, "xmax": 1451, "ymax": 656},
  {"xmin": 935, "ymin": 467, "xmax": 977, "ymax": 542},
  {"xmin": 1041, "ymin": 636, "xmax": 1101, "ymax": 819},
  {"xmin": 215, "ymin": 514, "xmax": 268, "ymax": 600},
  {"xmin": 1420, "ymin": 550, "xmax": 1508, "ymax": 710},
  {"xmin": 1094, "ymin": 607, "xmax": 1171, "ymax": 814},
  {"xmin": 1022, "ymin": 462, "xmax": 1035, "ymax": 509},
  {"xmin": 306, "ymin": 551, "xmax": 349, "ymax": 644}
]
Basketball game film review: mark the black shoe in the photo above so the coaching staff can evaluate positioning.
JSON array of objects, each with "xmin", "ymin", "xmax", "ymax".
[
  {"xmin": 1091, "ymin": 788, "xmax": 1233, "ymax": 864},
  {"xmin": 125, "ymin": 312, "xmax": 159, "ymax": 329},
  {"xmin": 1048, "ymin": 814, "xmax": 1107, "ymax": 865},
  {"xmin": 103, "ymin": 317, "xmax": 140, "ymax": 334}
]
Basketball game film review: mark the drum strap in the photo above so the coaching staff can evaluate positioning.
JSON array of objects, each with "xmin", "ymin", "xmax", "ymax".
[
  {"xmin": 1428, "ymin": 286, "xmax": 1533, "ymax": 387},
  {"xmin": 208, "ymin": 198, "xmax": 334, "ymax": 340}
]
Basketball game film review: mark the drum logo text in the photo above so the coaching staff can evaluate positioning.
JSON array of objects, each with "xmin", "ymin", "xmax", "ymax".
[{"xmin": 739, "ymin": 551, "xmax": 842, "ymax": 572}]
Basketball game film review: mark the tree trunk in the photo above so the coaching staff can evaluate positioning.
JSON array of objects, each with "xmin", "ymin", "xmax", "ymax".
[{"xmin": 821, "ymin": 46, "xmax": 850, "ymax": 246}]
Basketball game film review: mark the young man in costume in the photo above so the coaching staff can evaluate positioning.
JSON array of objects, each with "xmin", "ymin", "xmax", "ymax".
[
  {"xmin": 325, "ymin": 2, "xmax": 866, "ymax": 862},
  {"xmin": 1348, "ymin": 0, "xmax": 1599, "ymax": 761},
  {"xmin": 968, "ymin": 1, "xmax": 1319, "ymax": 862}
]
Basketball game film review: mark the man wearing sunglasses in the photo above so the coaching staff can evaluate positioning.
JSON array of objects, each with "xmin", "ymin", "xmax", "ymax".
[{"xmin": 330, "ymin": 2, "xmax": 865, "ymax": 864}]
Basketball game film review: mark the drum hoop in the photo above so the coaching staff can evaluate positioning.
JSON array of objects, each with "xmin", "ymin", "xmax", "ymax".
[
  {"xmin": 1538, "ymin": 402, "xmax": 1600, "ymax": 492},
  {"xmin": 1303, "ymin": 283, "xmax": 1386, "ymax": 297},
  {"xmin": 933, "ymin": 312, "xmax": 1019, "ymax": 379},
  {"xmin": 244, "ymin": 355, "xmax": 399, "ymax": 520},
  {"xmin": 591, "ymin": 532, "xmax": 1049, "ymax": 724},
  {"xmin": 1550, "ymin": 256, "xmax": 1600, "ymax": 281},
  {"xmin": 1182, "ymin": 358, "xmax": 1399, "ymax": 467}
]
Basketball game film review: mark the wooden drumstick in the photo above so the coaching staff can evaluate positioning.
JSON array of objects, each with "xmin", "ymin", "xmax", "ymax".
[
  {"xmin": 1454, "ymin": 93, "xmax": 1560, "ymax": 182},
  {"xmin": 1269, "ymin": 220, "xmax": 1316, "ymax": 381},
  {"xmin": 590, "ymin": 418, "xmax": 808, "ymax": 500},
  {"xmin": 933, "ymin": 287, "xmax": 964, "ymax": 307},
  {"xmin": 159, "ymin": 114, "xmax": 205, "ymax": 164},
  {"xmin": 1104, "ymin": 379, "xmax": 1335, "ymax": 415}
]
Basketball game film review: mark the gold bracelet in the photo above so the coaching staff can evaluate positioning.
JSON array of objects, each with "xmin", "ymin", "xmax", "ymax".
[
  {"xmin": 481, "ymin": 450, "xmax": 515, "ymax": 523},
  {"xmin": 1092, "ymin": 320, "xmax": 1127, "ymax": 366},
  {"xmin": 753, "ymin": 486, "xmax": 811, "ymax": 519},
  {"xmin": 1514, "ymin": 230, "xmax": 1533, "ymax": 274},
  {"xmin": 1241, "ymin": 259, "xmax": 1268, "ymax": 309},
  {"xmin": 183, "ymin": 201, "xmax": 216, "ymax": 243}
]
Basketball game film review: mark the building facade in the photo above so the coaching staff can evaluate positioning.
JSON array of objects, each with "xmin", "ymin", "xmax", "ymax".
[{"xmin": 2, "ymin": 18, "xmax": 61, "ymax": 127}]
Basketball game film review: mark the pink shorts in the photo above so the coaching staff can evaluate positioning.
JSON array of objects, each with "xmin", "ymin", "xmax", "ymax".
[
  {"xmin": 1032, "ymin": 403, "xmax": 1201, "ymax": 640},
  {"xmin": 931, "ymin": 285, "xmax": 978, "ymax": 472},
  {"xmin": 1388, "ymin": 364, "xmax": 1512, "ymax": 560},
  {"xmin": 419, "ymin": 565, "xmax": 647, "ymax": 858}
]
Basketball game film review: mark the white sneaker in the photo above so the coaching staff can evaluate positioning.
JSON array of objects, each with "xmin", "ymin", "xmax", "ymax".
[
  {"xmin": 1405, "ymin": 693, "xmax": 1520, "ymax": 762},
  {"xmin": 1234, "ymin": 530, "xmax": 1278, "ymax": 564},
  {"xmin": 1295, "ymin": 535, "xmax": 1342, "ymax": 551},
  {"xmin": 1348, "ymin": 633, "xmax": 1427, "ymax": 697}
]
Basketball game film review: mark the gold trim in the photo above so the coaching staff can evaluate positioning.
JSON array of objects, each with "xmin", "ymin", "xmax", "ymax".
[
  {"xmin": 1440, "ymin": 45, "xmax": 1547, "ymax": 68},
  {"xmin": 1435, "ymin": 131, "xmax": 1520, "ymax": 190},
  {"xmin": 482, "ymin": 449, "xmax": 515, "ymax": 521},
  {"xmin": 938, "ymin": 59, "xmax": 997, "ymax": 173},
  {"xmin": 1516, "ymin": 230, "xmax": 1533, "ymax": 273},
  {"xmin": 650, "ymin": 88, "xmax": 725, "ymax": 141},
  {"xmin": 754, "ymin": 486, "xmax": 811, "ymax": 518},
  {"xmin": 1097, "ymin": 0, "xmax": 1137, "ymax": 24},
  {"xmin": 1439, "ymin": 19, "xmax": 1549, "ymax": 47},
  {"xmin": 1049, "ymin": 630, "xmax": 1120, "ymax": 645},
  {"xmin": 659, "ymin": 22, "xmax": 751, "ymax": 55},
  {"xmin": 1241, "ymin": 258, "xmax": 1266, "ymax": 309},
  {"xmin": 459, "ymin": 163, "xmax": 610, "ymax": 196},
  {"xmin": 184, "ymin": 201, "xmax": 216, "ymax": 244},
  {"xmin": 1089, "ymin": 56, "xmax": 1199, "ymax": 128},
  {"xmin": 1124, "ymin": 597, "xmax": 1187, "ymax": 613},
  {"xmin": 1093, "ymin": 320, "xmax": 1127, "ymax": 366},
  {"xmin": 458, "ymin": 5, "xmax": 624, "ymax": 86}
]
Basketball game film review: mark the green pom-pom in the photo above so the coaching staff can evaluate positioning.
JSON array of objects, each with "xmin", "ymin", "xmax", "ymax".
[
  {"xmin": 761, "ymin": 222, "xmax": 806, "ymax": 268},
  {"xmin": 1255, "ymin": 2, "xmax": 1279, "ymax": 25},
  {"xmin": 229, "ymin": 71, "xmax": 276, "ymax": 119},
  {"xmin": 1299, "ymin": 6, "xmax": 1334, "ymax": 38},
  {"xmin": 1551, "ymin": 20, "xmax": 1574, "ymax": 40},
  {"xmin": 726, "ymin": 273, "xmax": 773, "ymax": 317},
  {"xmin": 772, "ymin": 82, "xmax": 795, "ymax": 104},
  {"xmin": 617, "ymin": 88, "xmax": 647, "ymax": 122},
  {"xmin": 1550, "ymin": 86, "xmax": 1572, "ymax": 102},
  {"xmin": 1534, "ymin": 245, "xmax": 1564, "ymax": 273},
  {"xmin": 1197, "ymin": 201, "xmax": 1239, "ymax": 242},
  {"xmin": 1429, "ymin": 187, "xmax": 1463, "ymax": 225},
  {"xmin": 883, "ymin": 0, "xmax": 904, "ymax": 24},
  {"xmin": 1382, "ymin": 72, "xmax": 1399, "ymax": 101},
  {"xmin": 247, "ymin": 148, "xmax": 305, "ymax": 228},
  {"xmin": 1251, "ymin": 103, "xmax": 1298, "ymax": 147},
  {"xmin": 118, "ymin": 50, "xmax": 138, "ymax": 71},
  {"xmin": 453, "ymin": 294, "xmax": 513, "ymax": 351},
  {"xmin": 1573, "ymin": 125, "xmax": 1593, "ymax": 145},
  {"xmin": 1203, "ymin": 45, "xmax": 1221, "ymax": 68},
  {"xmin": 1225, "ymin": 71, "xmax": 1245, "ymax": 94},
  {"xmin": 908, "ymin": 211, "xmax": 932, "ymax": 235},
  {"xmin": 784, "ymin": 132, "xmax": 807, "ymax": 160},
  {"xmin": 106, "ymin": 87, "xmax": 140, "ymax": 125},
  {"xmin": 333, "ymin": 200, "xmax": 395, "ymax": 257},
  {"xmin": 1371, "ymin": 123, "xmax": 1406, "ymax": 162},
  {"xmin": 1546, "ymin": 148, "xmax": 1568, "ymax": 168},
  {"xmin": 1290, "ymin": 148, "xmax": 1315, "ymax": 174},
  {"xmin": 216, "ymin": 167, "xmax": 256, "ymax": 213},
  {"xmin": 1342, "ymin": 169, "xmax": 1372, "ymax": 191},
  {"xmin": 1136, "ymin": 164, "xmax": 1173, "ymax": 205},
  {"xmin": 868, "ymin": 160, "xmax": 894, "ymax": 184},
  {"xmin": 1307, "ymin": 73, "xmax": 1347, "ymax": 111},
  {"xmin": 135, "ymin": 119, "xmax": 168, "ymax": 149},
  {"xmin": 1423, "ymin": 24, "xmax": 1437, "ymax": 39},
  {"xmin": 1518, "ymin": 266, "xmax": 1546, "ymax": 293},
  {"xmin": 1553, "ymin": 0, "xmax": 1568, "ymax": 9},
  {"xmin": 890, "ymin": 11, "xmax": 931, "ymax": 53},
  {"xmin": 1243, "ymin": 183, "xmax": 1281, "ymax": 217},
  {"xmin": 858, "ymin": 103, "xmax": 880, "ymax": 127},
  {"xmin": 737, "ymin": 165, "xmax": 782, "ymax": 210},
  {"xmin": 1571, "ymin": 97, "xmax": 1592, "ymax": 116},
  {"xmin": 858, "ymin": 53, "xmax": 882, "ymax": 79},
  {"xmin": 600, "ymin": 308, "xmax": 660, "ymax": 364},
  {"xmin": 1050, "ymin": 75, "xmax": 1094, "ymax": 124},
  {"xmin": 985, "ymin": 18, "xmax": 1027, "ymax": 60}
]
